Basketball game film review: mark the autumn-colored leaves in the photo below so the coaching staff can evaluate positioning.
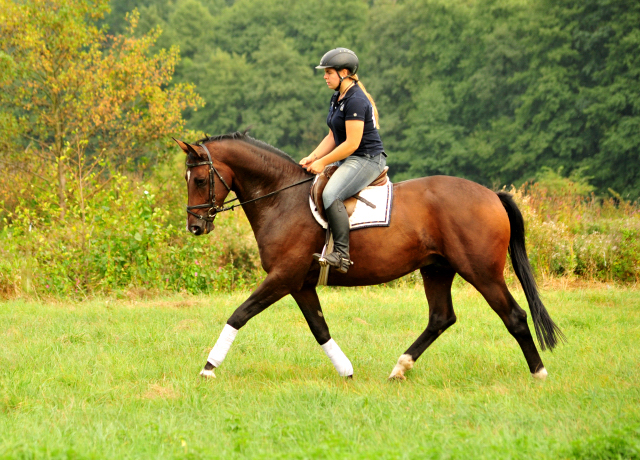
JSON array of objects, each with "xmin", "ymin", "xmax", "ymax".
[{"xmin": 0, "ymin": 0, "xmax": 203, "ymax": 216}]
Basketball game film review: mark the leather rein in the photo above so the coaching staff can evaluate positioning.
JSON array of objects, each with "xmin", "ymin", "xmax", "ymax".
[{"xmin": 185, "ymin": 143, "xmax": 314, "ymax": 223}]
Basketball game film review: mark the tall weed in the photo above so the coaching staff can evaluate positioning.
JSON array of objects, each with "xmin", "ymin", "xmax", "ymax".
[
  {"xmin": 510, "ymin": 175, "xmax": 640, "ymax": 283},
  {"xmin": 0, "ymin": 154, "xmax": 261, "ymax": 298},
  {"xmin": 2, "ymin": 157, "xmax": 639, "ymax": 298}
]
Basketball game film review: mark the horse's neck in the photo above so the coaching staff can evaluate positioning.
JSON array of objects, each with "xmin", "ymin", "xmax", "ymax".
[
  {"xmin": 224, "ymin": 141, "xmax": 303, "ymax": 195},
  {"xmin": 221, "ymin": 141, "xmax": 309, "ymax": 227}
]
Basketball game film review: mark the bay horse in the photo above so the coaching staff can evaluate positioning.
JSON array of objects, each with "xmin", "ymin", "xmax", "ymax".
[{"xmin": 175, "ymin": 132, "xmax": 564, "ymax": 381}]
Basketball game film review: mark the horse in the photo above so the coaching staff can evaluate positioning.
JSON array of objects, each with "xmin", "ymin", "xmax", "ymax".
[{"xmin": 175, "ymin": 132, "xmax": 564, "ymax": 381}]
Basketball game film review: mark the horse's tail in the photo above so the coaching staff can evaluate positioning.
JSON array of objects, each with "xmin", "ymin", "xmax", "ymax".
[{"xmin": 497, "ymin": 192, "xmax": 566, "ymax": 351}]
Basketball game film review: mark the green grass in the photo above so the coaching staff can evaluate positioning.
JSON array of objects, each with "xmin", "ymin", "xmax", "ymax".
[{"xmin": 1, "ymin": 284, "xmax": 639, "ymax": 459}]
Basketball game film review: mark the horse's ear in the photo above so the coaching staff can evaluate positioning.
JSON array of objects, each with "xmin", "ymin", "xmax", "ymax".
[
  {"xmin": 173, "ymin": 138, "xmax": 204, "ymax": 158},
  {"xmin": 173, "ymin": 138, "xmax": 192, "ymax": 155}
]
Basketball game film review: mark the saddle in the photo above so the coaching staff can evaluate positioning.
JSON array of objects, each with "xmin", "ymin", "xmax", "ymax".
[{"xmin": 310, "ymin": 165, "xmax": 389, "ymax": 222}]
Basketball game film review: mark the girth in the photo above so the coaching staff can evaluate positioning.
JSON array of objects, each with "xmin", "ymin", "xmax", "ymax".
[{"xmin": 310, "ymin": 165, "xmax": 389, "ymax": 222}]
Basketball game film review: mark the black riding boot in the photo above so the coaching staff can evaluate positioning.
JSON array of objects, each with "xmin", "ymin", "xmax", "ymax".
[{"xmin": 313, "ymin": 200, "xmax": 353, "ymax": 273}]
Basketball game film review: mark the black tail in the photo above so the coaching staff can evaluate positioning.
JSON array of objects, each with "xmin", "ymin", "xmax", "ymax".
[{"xmin": 497, "ymin": 192, "xmax": 566, "ymax": 351}]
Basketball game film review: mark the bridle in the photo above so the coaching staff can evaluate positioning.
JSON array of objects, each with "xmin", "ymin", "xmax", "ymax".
[
  {"xmin": 185, "ymin": 143, "xmax": 232, "ymax": 224},
  {"xmin": 185, "ymin": 142, "xmax": 314, "ymax": 224}
]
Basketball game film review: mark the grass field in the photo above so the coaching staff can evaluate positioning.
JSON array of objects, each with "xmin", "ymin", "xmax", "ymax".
[{"xmin": 1, "ymin": 283, "xmax": 639, "ymax": 459}]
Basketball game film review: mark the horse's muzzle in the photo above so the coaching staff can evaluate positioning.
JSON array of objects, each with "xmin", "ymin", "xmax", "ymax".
[{"xmin": 189, "ymin": 221, "xmax": 213, "ymax": 235}]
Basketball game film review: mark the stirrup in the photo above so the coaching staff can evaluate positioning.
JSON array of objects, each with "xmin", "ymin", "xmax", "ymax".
[{"xmin": 313, "ymin": 251, "xmax": 353, "ymax": 274}]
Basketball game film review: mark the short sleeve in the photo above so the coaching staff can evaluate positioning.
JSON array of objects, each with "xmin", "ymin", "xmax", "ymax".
[{"xmin": 344, "ymin": 96, "xmax": 368, "ymax": 121}]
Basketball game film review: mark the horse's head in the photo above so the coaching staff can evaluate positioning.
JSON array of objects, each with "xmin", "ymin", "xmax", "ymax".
[{"xmin": 174, "ymin": 138, "xmax": 233, "ymax": 236}]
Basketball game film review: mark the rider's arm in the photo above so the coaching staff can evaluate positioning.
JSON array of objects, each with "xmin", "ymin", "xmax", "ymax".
[
  {"xmin": 300, "ymin": 132, "xmax": 335, "ymax": 166},
  {"xmin": 314, "ymin": 120, "xmax": 364, "ymax": 167}
]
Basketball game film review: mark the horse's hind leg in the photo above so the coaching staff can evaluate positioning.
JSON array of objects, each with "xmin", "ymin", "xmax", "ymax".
[
  {"xmin": 471, "ymin": 278, "xmax": 547, "ymax": 379},
  {"xmin": 389, "ymin": 265, "xmax": 457, "ymax": 380},
  {"xmin": 291, "ymin": 287, "xmax": 353, "ymax": 377}
]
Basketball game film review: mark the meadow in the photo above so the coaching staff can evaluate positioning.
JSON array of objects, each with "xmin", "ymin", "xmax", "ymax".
[{"xmin": 1, "ymin": 283, "xmax": 638, "ymax": 459}]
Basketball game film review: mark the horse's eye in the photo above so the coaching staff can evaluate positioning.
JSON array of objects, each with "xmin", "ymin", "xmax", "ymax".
[{"xmin": 195, "ymin": 178, "xmax": 207, "ymax": 187}]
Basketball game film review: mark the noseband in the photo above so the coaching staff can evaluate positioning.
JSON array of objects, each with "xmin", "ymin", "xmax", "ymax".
[{"xmin": 185, "ymin": 143, "xmax": 231, "ymax": 223}]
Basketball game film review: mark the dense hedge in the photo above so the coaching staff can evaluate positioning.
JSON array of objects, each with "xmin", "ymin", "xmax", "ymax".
[
  {"xmin": 0, "ymin": 156, "xmax": 262, "ymax": 298},
  {"xmin": 1, "ymin": 164, "xmax": 638, "ymax": 299}
]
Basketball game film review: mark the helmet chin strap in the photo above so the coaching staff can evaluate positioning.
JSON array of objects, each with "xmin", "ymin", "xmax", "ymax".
[{"xmin": 337, "ymin": 73, "xmax": 353, "ymax": 93}]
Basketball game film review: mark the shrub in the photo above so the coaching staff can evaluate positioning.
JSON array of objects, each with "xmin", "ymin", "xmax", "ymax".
[
  {"xmin": 0, "ymin": 165, "xmax": 262, "ymax": 298},
  {"xmin": 510, "ymin": 178, "xmax": 640, "ymax": 283},
  {"xmin": 2, "ymin": 161, "xmax": 639, "ymax": 299}
]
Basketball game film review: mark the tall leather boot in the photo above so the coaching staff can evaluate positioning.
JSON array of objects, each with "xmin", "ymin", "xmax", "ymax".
[{"xmin": 313, "ymin": 200, "xmax": 353, "ymax": 273}]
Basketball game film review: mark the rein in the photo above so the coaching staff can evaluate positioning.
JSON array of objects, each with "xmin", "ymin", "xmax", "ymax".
[{"xmin": 186, "ymin": 143, "xmax": 314, "ymax": 223}]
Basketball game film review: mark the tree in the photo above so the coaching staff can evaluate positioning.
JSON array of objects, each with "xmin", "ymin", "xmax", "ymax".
[{"xmin": 0, "ymin": 0, "xmax": 203, "ymax": 218}]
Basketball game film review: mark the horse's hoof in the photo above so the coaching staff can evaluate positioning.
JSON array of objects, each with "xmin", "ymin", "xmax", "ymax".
[
  {"xmin": 532, "ymin": 367, "xmax": 548, "ymax": 380},
  {"xmin": 388, "ymin": 372, "xmax": 406, "ymax": 381},
  {"xmin": 389, "ymin": 354, "xmax": 414, "ymax": 380},
  {"xmin": 199, "ymin": 368, "xmax": 216, "ymax": 379}
]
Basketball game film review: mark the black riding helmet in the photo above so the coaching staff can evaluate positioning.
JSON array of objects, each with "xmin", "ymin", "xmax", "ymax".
[
  {"xmin": 316, "ymin": 48, "xmax": 359, "ymax": 75},
  {"xmin": 316, "ymin": 48, "xmax": 359, "ymax": 90}
]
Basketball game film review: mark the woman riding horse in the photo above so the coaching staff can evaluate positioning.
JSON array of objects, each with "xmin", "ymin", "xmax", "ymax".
[{"xmin": 299, "ymin": 48, "xmax": 387, "ymax": 274}]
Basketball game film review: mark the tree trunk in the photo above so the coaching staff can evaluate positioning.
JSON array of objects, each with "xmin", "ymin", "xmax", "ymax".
[{"xmin": 57, "ymin": 156, "xmax": 66, "ymax": 219}]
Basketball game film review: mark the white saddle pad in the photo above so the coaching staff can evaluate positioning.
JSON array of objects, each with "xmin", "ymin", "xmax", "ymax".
[{"xmin": 309, "ymin": 179, "xmax": 393, "ymax": 230}]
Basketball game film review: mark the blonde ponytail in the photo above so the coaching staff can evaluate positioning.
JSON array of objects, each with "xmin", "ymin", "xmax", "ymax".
[{"xmin": 351, "ymin": 76, "xmax": 380, "ymax": 129}]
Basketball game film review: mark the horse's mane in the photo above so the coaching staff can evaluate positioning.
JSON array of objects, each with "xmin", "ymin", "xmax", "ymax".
[{"xmin": 195, "ymin": 131, "xmax": 299, "ymax": 166}]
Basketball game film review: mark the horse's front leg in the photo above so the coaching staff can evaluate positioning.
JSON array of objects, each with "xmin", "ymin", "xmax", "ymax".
[
  {"xmin": 291, "ymin": 286, "xmax": 353, "ymax": 378},
  {"xmin": 200, "ymin": 274, "xmax": 291, "ymax": 378}
]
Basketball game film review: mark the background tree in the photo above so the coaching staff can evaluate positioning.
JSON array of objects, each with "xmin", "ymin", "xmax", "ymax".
[
  {"xmin": 0, "ymin": 0, "xmax": 202, "ymax": 218},
  {"xmin": 6, "ymin": 0, "xmax": 638, "ymax": 201}
]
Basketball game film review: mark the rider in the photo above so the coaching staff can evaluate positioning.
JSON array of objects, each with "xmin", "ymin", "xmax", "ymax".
[{"xmin": 300, "ymin": 48, "xmax": 387, "ymax": 274}]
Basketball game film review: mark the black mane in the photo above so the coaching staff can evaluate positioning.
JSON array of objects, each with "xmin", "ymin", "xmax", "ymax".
[{"xmin": 195, "ymin": 131, "xmax": 298, "ymax": 166}]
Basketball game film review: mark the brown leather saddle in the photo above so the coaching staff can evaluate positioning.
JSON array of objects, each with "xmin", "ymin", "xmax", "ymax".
[{"xmin": 310, "ymin": 165, "xmax": 389, "ymax": 222}]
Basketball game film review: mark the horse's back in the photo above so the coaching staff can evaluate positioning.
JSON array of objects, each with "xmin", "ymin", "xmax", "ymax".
[
  {"xmin": 395, "ymin": 175, "xmax": 502, "ymax": 206},
  {"xmin": 389, "ymin": 175, "xmax": 511, "ymax": 268}
]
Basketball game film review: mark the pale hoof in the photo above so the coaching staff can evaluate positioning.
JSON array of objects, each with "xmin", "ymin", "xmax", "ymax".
[
  {"xmin": 388, "ymin": 354, "xmax": 414, "ymax": 380},
  {"xmin": 532, "ymin": 367, "xmax": 548, "ymax": 380},
  {"xmin": 388, "ymin": 368, "xmax": 407, "ymax": 380},
  {"xmin": 199, "ymin": 368, "xmax": 216, "ymax": 379}
]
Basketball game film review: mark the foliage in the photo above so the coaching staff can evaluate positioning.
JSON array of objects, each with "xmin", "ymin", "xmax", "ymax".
[
  {"xmin": 2, "ymin": 159, "xmax": 638, "ymax": 298},
  {"xmin": 0, "ymin": 153, "xmax": 261, "ymax": 298},
  {"xmin": 0, "ymin": 0, "xmax": 202, "ymax": 217},
  {"xmin": 363, "ymin": 0, "xmax": 640, "ymax": 199},
  {"xmin": 102, "ymin": 0, "xmax": 640, "ymax": 198},
  {"xmin": 510, "ymin": 181, "xmax": 640, "ymax": 283},
  {"xmin": 1, "ymin": 0, "xmax": 640, "ymax": 298},
  {"xmin": 128, "ymin": 0, "xmax": 369, "ymax": 158}
]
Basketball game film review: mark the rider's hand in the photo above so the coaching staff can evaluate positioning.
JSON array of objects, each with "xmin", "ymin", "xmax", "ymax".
[
  {"xmin": 306, "ymin": 160, "xmax": 326, "ymax": 175},
  {"xmin": 299, "ymin": 154, "xmax": 316, "ymax": 168}
]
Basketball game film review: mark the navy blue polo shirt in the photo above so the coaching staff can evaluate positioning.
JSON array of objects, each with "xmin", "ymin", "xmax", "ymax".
[{"xmin": 327, "ymin": 84, "xmax": 385, "ymax": 157}]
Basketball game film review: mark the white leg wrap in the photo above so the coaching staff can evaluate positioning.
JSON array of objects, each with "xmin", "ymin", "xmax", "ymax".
[
  {"xmin": 206, "ymin": 324, "xmax": 238, "ymax": 368},
  {"xmin": 321, "ymin": 339, "xmax": 353, "ymax": 377}
]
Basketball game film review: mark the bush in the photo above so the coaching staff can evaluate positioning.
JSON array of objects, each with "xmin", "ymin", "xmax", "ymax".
[
  {"xmin": 510, "ymin": 175, "xmax": 640, "ymax": 283},
  {"xmin": 0, "ymin": 158, "xmax": 262, "ymax": 298},
  {"xmin": 2, "ymin": 159, "xmax": 640, "ymax": 299}
]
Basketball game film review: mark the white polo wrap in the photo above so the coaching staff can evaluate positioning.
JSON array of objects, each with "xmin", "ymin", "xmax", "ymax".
[
  {"xmin": 321, "ymin": 339, "xmax": 353, "ymax": 377},
  {"xmin": 207, "ymin": 324, "xmax": 238, "ymax": 367}
]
